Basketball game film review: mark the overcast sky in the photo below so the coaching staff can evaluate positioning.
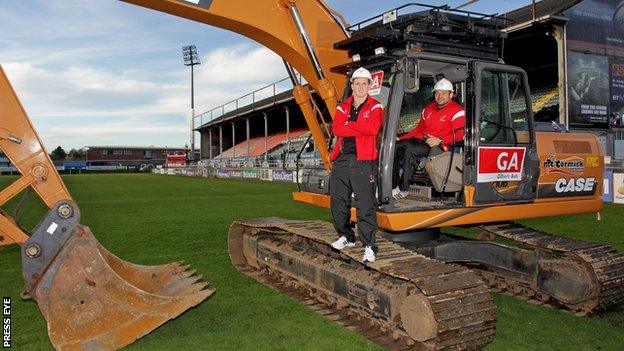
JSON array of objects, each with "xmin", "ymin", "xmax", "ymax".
[{"xmin": 0, "ymin": 0, "xmax": 529, "ymax": 150}]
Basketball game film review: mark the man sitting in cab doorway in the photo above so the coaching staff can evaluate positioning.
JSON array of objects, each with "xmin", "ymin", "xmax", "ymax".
[{"xmin": 392, "ymin": 78, "xmax": 465, "ymax": 199}]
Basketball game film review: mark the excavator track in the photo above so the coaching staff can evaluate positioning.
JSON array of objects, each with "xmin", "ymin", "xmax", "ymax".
[
  {"xmin": 477, "ymin": 222, "xmax": 624, "ymax": 315},
  {"xmin": 228, "ymin": 218, "xmax": 496, "ymax": 350}
]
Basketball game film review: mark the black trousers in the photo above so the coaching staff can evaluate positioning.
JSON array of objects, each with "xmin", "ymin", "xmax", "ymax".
[
  {"xmin": 392, "ymin": 139, "xmax": 432, "ymax": 191},
  {"xmin": 330, "ymin": 153, "xmax": 377, "ymax": 250}
]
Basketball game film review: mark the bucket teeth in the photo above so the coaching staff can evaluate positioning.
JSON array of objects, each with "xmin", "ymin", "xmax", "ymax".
[
  {"xmin": 192, "ymin": 281, "xmax": 210, "ymax": 292},
  {"xmin": 181, "ymin": 269, "xmax": 198, "ymax": 278},
  {"xmin": 33, "ymin": 225, "xmax": 214, "ymax": 351}
]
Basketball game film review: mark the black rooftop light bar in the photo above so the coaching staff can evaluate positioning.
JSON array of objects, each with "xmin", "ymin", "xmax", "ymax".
[
  {"xmin": 333, "ymin": 2, "xmax": 511, "ymax": 63},
  {"xmin": 347, "ymin": 2, "xmax": 512, "ymax": 32}
]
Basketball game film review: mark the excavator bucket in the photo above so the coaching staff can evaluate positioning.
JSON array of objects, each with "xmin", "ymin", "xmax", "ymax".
[
  {"xmin": 1, "ymin": 64, "xmax": 213, "ymax": 350},
  {"xmin": 21, "ymin": 201, "xmax": 214, "ymax": 351}
]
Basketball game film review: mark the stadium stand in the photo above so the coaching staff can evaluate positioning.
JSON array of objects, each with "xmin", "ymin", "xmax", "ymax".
[{"xmin": 217, "ymin": 128, "xmax": 308, "ymax": 159}]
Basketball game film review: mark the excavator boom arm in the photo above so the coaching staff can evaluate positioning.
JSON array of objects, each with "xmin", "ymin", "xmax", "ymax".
[
  {"xmin": 0, "ymin": 67, "xmax": 73, "ymax": 246},
  {"xmin": 121, "ymin": 0, "xmax": 348, "ymax": 100},
  {"xmin": 121, "ymin": 0, "xmax": 351, "ymax": 169}
]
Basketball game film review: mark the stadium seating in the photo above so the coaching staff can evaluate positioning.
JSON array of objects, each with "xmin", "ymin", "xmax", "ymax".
[{"xmin": 217, "ymin": 129, "xmax": 308, "ymax": 160}]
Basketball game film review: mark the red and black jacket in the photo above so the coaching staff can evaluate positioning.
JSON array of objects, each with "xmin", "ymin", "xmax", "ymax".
[
  {"xmin": 398, "ymin": 100, "xmax": 465, "ymax": 147},
  {"xmin": 330, "ymin": 95, "xmax": 384, "ymax": 161}
]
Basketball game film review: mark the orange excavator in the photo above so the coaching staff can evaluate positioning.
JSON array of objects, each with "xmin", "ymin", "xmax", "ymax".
[{"xmin": 2, "ymin": 1, "xmax": 623, "ymax": 350}]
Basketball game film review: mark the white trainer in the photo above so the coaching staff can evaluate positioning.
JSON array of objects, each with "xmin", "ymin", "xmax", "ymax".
[
  {"xmin": 391, "ymin": 187, "xmax": 401, "ymax": 197},
  {"xmin": 363, "ymin": 246, "xmax": 376, "ymax": 263},
  {"xmin": 392, "ymin": 187, "xmax": 408, "ymax": 200},
  {"xmin": 331, "ymin": 236, "xmax": 356, "ymax": 250}
]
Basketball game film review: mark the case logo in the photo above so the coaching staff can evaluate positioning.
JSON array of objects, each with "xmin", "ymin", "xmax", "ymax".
[{"xmin": 555, "ymin": 177, "xmax": 596, "ymax": 193}]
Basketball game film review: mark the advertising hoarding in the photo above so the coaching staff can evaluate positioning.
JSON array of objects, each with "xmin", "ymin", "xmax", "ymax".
[
  {"xmin": 565, "ymin": 0, "xmax": 624, "ymax": 128},
  {"xmin": 64, "ymin": 161, "xmax": 86, "ymax": 170},
  {"xmin": 272, "ymin": 169, "xmax": 294, "ymax": 182},
  {"xmin": 613, "ymin": 172, "xmax": 624, "ymax": 203},
  {"xmin": 611, "ymin": 57, "xmax": 624, "ymax": 127},
  {"xmin": 604, "ymin": 170, "xmax": 614, "ymax": 202},
  {"xmin": 230, "ymin": 170, "xmax": 243, "ymax": 178},
  {"xmin": 217, "ymin": 169, "xmax": 231, "ymax": 178},
  {"xmin": 242, "ymin": 169, "xmax": 259, "ymax": 179},
  {"xmin": 88, "ymin": 165, "xmax": 118, "ymax": 171},
  {"xmin": 566, "ymin": 0, "xmax": 624, "ymax": 51},
  {"xmin": 260, "ymin": 169, "xmax": 272, "ymax": 181},
  {"xmin": 567, "ymin": 51, "xmax": 610, "ymax": 128}
]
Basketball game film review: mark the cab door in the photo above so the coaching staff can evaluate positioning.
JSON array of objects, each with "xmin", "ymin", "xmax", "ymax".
[{"xmin": 469, "ymin": 62, "xmax": 539, "ymax": 205}]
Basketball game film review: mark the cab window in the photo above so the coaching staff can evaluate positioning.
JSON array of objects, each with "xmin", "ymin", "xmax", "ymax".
[
  {"xmin": 397, "ymin": 76, "xmax": 435, "ymax": 135},
  {"xmin": 480, "ymin": 70, "xmax": 530, "ymax": 144},
  {"xmin": 397, "ymin": 77, "xmax": 465, "ymax": 137}
]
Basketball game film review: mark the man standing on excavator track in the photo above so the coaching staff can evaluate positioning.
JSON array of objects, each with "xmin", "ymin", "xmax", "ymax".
[
  {"xmin": 392, "ymin": 78, "xmax": 465, "ymax": 199},
  {"xmin": 329, "ymin": 67, "xmax": 383, "ymax": 263}
]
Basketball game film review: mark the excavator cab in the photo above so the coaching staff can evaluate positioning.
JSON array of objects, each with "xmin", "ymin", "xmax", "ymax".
[
  {"xmin": 289, "ymin": 5, "xmax": 546, "ymax": 222},
  {"xmin": 371, "ymin": 55, "xmax": 540, "ymax": 211},
  {"xmin": 310, "ymin": 7, "xmax": 541, "ymax": 217}
]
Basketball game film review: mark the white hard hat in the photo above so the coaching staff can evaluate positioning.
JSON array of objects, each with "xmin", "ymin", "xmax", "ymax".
[
  {"xmin": 350, "ymin": 67, "xmax": 372, "ymax": 82},
  {"xmin": 433, "ymin": 78, "xmax": 454, "ymax": 92}
]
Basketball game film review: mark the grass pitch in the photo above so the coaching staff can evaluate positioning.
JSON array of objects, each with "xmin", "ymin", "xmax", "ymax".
[{"xmin": 0, "ymin": 173, "xmax": 623, "ymax": 350}]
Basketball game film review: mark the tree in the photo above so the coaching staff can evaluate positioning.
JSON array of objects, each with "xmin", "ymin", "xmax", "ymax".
[
  {"xmin": 67, "ymin": 148, "xmax": 86, "ymax": 160},
  {"xmin": 50, "ymin": 146, "xmax": 67, "ymax": 161}
]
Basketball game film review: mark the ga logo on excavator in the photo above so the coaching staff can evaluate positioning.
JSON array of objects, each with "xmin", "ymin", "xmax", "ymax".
[
  {"xmin": 368, "ymin": 71, "xmax": 384, "ymax": 95},
  {"xmin": 477, "ymin": 147, "xmax": 526, "ymax": 183}
]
